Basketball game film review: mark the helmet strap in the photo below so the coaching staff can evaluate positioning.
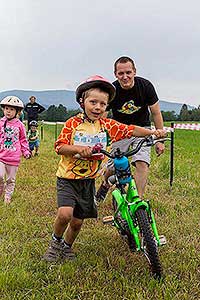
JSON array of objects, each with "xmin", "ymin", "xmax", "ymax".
[
  {"xmin": 79, "ymin": 98, "xmax": 95, "ymax": 123},
  {"xmin": 79, "ymin": 98, "xmax": 84, "ymax": 109},
  {"xmin": 4, "ymin": 119, "xmax": 7, "ymax": 129},
  {"xmin": 83, "ymin": 112, "xmax": 95, "ymax": 123}
]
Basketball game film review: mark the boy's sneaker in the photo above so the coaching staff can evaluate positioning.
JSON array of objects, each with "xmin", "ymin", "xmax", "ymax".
[
  {"xmin": 61, "ymin": 244, "xmax": 76, "ymax": 261},
  {"xmin": 43, "ymin": 239, "xmax": 65, "ymax": 262},
  {"xmin": 95, "ymin": 182, "xmax": 110, "ymax": 203},
  {"xmin": 43, "ymin": 240, "xmax": 75, "ymax": 262}
]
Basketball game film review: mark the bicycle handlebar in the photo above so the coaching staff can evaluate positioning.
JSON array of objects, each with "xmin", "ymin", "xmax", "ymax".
[
  {"xmin": 94, "ymin": 136, "xmax": 170, "ymax": 159},
  {"xmin": 73, "ymin": 135, "xmax": 170, "ymax": 160}
]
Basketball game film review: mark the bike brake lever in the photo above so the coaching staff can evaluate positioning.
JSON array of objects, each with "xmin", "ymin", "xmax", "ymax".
[
  {"xmin": 144, "ymin": 134, "xmax": 170, "ymax": 147},
  {"xmin": 151, "ymin": 136, "xmax": 171, "ymax": 145},
  {"xmin": 91, "ymin": 142, "xmax": 104, "ymax": 153}
]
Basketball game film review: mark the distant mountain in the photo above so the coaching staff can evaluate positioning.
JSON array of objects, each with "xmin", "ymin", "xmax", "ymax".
[
  {"xmin": 0, "ymin": 89, "xmax": 195, "ymax": 114},
  {"xmin": 0, "ymin": 89, "xmax": 78, "ymax": 110}
]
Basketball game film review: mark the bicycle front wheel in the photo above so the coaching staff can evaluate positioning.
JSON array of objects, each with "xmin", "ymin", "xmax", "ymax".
[{"xmin": 135, "ymin": 208, "xmax": 162, "ymax": 279}]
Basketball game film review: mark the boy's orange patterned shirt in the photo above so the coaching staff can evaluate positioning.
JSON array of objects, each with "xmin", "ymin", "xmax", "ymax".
[{"xmin": 55, "ymin": 113, "xmax": 135, "ymax": 179}]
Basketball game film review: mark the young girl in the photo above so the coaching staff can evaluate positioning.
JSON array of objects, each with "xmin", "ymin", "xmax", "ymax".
[{"xmin": 0, "ymin": 96, "xmax": 31, "ymax": 204}]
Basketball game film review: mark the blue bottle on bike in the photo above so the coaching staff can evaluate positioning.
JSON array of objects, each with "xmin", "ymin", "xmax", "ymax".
[{"xmin": 114, "ymin": 156, "xmax": 132, "ymax": 185}]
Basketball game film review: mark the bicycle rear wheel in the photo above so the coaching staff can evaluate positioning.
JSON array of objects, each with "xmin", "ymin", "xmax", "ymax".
[
  {"xmin": 112, "ymin": 196, "xmax": 136, "ymax": 252},
  {"xmin": 135, "ymin": 208, "xmax": 162, "ymax": 279}
]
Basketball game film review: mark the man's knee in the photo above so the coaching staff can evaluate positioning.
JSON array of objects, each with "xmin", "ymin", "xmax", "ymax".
[{"xmin": 135, "ymin": 161, "xmax": 149, "ymax": 173}]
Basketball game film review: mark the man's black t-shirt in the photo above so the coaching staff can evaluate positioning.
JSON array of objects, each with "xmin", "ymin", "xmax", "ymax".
[
  {"xmin": 24, "ymin": 102, "xmax": 45, "ymax": 121},
  {"xmin": 107, "ymin": 77, "xmax": 159, "ymax": 126}
]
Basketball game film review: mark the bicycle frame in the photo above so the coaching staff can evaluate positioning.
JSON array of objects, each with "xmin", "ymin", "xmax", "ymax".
[
  {"xmin": 97, "ymin": 136, "xmax": 170, "ymax": 250},
  {"xmin": 112, "ymin": 179, "xmax": 161, "ymax": 250}
]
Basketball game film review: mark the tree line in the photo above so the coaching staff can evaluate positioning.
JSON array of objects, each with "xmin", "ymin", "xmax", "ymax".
[
  {"xmin": 40, "ymin": 103, "xmax": 199, "ymax": 122},
  {"xmin": 39, "ymin": 104, "xmax": 81, "ymax": 122},
  {"xmin": 0, "ymin": 103, "xmax": 199, "ymax": 122},
  {"xmin": 39, "ymin": 103, "xmax": 200, "ymax": 122}
]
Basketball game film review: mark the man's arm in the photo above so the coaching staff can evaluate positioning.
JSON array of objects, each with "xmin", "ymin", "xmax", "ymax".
[
  {"xmin": 149, "ymin": 101, "xmax": 165, "ymax": 156},
  {"xmin": 38, "ymin": 103, "xmax": 45, "ymax": 113},
  {"xmin": 149, "ymin": 101, "xmax": 163, "ymax": 129}
]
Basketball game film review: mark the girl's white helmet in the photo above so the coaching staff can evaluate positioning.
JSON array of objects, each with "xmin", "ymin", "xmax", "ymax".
[{"xmin": 0, "ymin": 96, "xmax": 24, "ymax": 109}]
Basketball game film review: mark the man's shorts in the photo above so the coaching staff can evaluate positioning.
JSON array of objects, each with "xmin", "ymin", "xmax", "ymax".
[
  {"xmin": 57, "ymin": 177, "xmax": 97, "ymax": 219},
  {"xmin": 29, "ymin": 140, "xmax": 40, "ymax": 151},
  {"xmin": 107, "ymin": 136, "xmax": 151, "ymax": 168}
]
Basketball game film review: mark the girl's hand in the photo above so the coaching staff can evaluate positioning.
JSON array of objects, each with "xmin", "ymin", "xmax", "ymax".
[
  {"xmin": 30, "ymin": 136, "xmax": 37, "ymax": 141},
  {"xmin": 24, "ymin": 153, "xmax": 31, "ymax": 159}
]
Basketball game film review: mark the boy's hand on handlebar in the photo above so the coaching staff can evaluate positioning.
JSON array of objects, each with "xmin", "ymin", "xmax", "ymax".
[
  {"xmin": 78, "ymin": 146, "xmax": 93, "ymax": 158},
  {"xmin": 73, "ymin": 144, "xmax": 105, "ymax": 160}
]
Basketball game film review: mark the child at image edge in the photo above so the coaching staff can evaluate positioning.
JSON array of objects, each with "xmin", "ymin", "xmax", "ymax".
[
  {"xmin": 43, "ymin": 75, "xmax": 166, "ymax": 262},
  {"xmin": 27, "ymin": 120, "xmax": 40, "ymax": 156},
  {"xmin": 0, "ymin": 96, "xmax": 31, "ymax": 204}
]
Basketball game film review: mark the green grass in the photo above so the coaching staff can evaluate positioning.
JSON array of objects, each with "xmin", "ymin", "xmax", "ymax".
[{"xmin": 0, "ymin": 125, "xmax": 200, "ymax": 299}]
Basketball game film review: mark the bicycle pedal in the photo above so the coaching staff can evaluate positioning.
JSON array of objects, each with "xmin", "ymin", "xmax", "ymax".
[
  {"xmin": 155, "ymin": 235, "xmax": 167, "ymax": 246},
  {"xmin": 102, "ymin": 215, "xmax": 114, "ymax": 224},
  {"xmin": 159, "ymin": 235, "xmax": 167, "ymax": 246}
]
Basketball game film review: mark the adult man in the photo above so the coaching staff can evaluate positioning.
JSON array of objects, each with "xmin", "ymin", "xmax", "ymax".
[
  {"xmin": 95, "ymin": 56, "xmax": 165, "ymax": 201},
  {"xmin": 24, "ymin": 96, "xmax": 45, "ymax": 129}
]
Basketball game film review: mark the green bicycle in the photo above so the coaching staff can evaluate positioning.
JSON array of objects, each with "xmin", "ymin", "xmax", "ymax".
[{"xmin": 94, "ymin": 135, "xmax": 169, "ymax": 279}]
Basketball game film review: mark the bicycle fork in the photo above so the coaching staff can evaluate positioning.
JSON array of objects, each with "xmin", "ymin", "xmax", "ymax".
[{"xmin": 112, "ymin": 189, "xmax": 163, "ymax": 250}]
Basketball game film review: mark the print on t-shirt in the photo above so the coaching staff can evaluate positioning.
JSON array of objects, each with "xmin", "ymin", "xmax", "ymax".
[
  {"xmin": 118, "ymin": 100, "xmax": 141, "ymax": 115},
  {"xmin": 73, "ymin": 131, "xmax": 107, "ymax": 149}
]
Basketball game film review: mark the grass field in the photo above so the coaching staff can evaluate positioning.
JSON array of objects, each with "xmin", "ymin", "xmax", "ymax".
[{"xmin": 0, "ymin": 124, "xmax": 200, "ymax": 300}]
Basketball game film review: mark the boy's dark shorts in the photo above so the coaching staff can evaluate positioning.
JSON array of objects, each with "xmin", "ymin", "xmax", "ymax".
[{"xmin": 57, "ymin": 177, "xmax": 97, "ymax": 219}]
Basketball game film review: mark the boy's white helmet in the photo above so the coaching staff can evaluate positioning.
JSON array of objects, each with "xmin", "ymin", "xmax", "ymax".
[
  {"xmin": 29, "ymin": 120, "xmax": 38, "ymax": 127},
  {"xmin": 0, "ymin": 96, "xmax": 24, "ymax": 109}
]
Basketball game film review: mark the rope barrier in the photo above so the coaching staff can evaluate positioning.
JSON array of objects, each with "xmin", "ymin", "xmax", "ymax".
[
  {"xmin": 40, "ymin": 121, "xmax": 200, "ymax": 130},
  {"xmin": 173, "ymin": 123, "xmax": 200, "ymax": 130},
  {"xmin": 39, "ymin": 121, "xmax": 200, "ymax": 141}
]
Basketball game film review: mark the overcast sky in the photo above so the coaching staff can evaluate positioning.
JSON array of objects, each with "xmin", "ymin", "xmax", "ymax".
[{"xmin": 0, "ymin": 0, "xmax": 200, "ymax": 106}]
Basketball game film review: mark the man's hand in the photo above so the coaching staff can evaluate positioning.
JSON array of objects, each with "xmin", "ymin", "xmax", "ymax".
[
  {"xmin": 155, "ymin": 142, "xmax": 165, "ymax": 156},
  {"xmin": 153, "ymin": 129, "xmax": 167, "ymax": 138}
]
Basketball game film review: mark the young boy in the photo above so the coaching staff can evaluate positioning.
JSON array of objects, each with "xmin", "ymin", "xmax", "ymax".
[
  {"xmin": 43, "ymin": 75, "xmax": 166, "ymax": 262},
  {"xmin": 27, "ymin": 120, "xmax": 40, "ymax": 156}
]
